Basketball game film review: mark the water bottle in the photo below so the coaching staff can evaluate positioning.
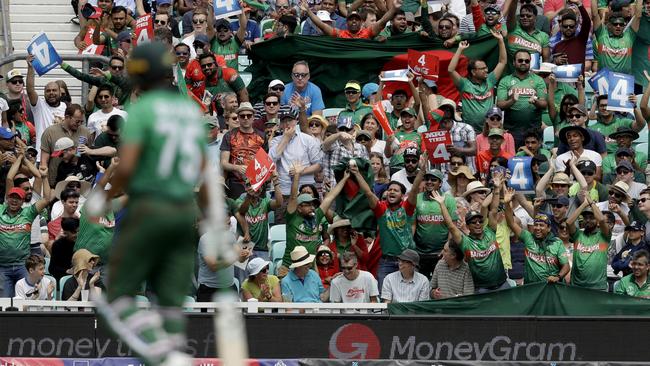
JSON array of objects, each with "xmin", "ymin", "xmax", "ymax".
[{"xmin": 76, "ymin": 136, "xmax": 87, "ymax": 157}]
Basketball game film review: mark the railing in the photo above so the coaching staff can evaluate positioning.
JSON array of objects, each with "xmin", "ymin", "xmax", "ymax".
[
  {"xmin": 0, "ymin": 0, "xmax": 11, "ymax": 57},
  {"xmin": 0, "ymin": 52, "xmax": 111, "ymax": 104},
  {"xmin": 1, "ymin": 298, "xmax": 389, "ymax": 314}
]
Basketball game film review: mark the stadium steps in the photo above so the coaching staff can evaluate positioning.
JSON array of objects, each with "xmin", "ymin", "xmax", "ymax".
[{"xmin": 8, "ymin": 0, "xmax": 84, "ymax": 103}]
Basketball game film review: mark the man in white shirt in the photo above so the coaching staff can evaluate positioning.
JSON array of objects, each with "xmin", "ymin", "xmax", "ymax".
[
  {"xmin": 381, "ymin": 249, "xmax": 431, "ymax": 303},
  {"xmin": 87, "ymin": 85, "xmax": 127, "ymax": 139},
  {"xmin": 390, "ymin": 147, "xmax": 420, "ymax": 194},
  {"xmin": 597, "ymin": 181, "xmax": 631, "ymax": 238},
  {"xmin": 14, "ymin": 255, "xmax": 54, "ymax": 300},
  {"xmin": 26, "ymin": 55, "xmax": 67, "ymax": 161},
  {"xmin": 555, "ymin": 125, "xmax": 602, "ymax": 176},
  {"xmin": 330, "ymin": 252, "xmax": 379, "ymax": 303}
]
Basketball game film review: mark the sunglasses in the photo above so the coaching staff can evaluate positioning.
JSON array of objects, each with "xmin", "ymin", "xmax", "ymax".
[
  {"xmin": 318, "ymin": 252, "xmax": 330, "ymax": 257},
  {"xmin": 609, "ymin": 191, "xmax": 625, "ymax": 199},
  {"xmin": 611, "ymin": 22, "xmax": 626, "ymax": 27},
  {"xmin": 277, "ymin": 4, "xmax": 290, "ymax": 8},
  {"xmin": 568, "ymin": 114, "xmax": 584, "ymax": 119},
  {"xmin": 265, "ymin": 101, "xmax": 279, "ymax": 106},
  {"xmin": 193, "ymin": 19, "xmax": 207, "ymax": 24},
  {"xmin": 110, "ymin": 65, "xmax": 124, "ymax": 70},
  {"xmin": 582, "ymin": 171, "xmax": 595, "ymax": 176},
  {"xmin": 292, "ymin": 72, "xmax": 309, "ymax": 79},
  {"xmin": 598, "ymin": 104, "xmax": 608, "ymax": 108},
  {"xmin": 562, "ymin": 23, "xmax": 576, "ymax": 29},
  {"xmin": 260, "ymin": 267, "xmax": 269, "ymax": 273},
  {"xmin": 175, "ymin": 51, "xmax": 189, "ymax": 56},
  {"xmin": 154, "ymin": 19, "xmax": 167, "ymax": 25},
  {"xmin": 516, "ymin": 58, "xmax": 531, "ymax": 64},
  {"xmin": 67, "ymin": 182, "xmax": 82, "ymax": 189},
  {"xmin": 405, "ymin": 158, "xmax": 418, "ymax": 164},
  {"xmin": 552, "ymin": 204, "xmax": 566, "ymax": 209},
  {"xmin": 200, "ymin": 62, "xmax": 216, "ymax": 69},
  {"xmin": 617, "ymin": 169, "xmax": 632, "ymax": 175},
  {"xmin": 468, "ymin": 219, "xmax": 484, "ymax": 225},
  {"xmin": 519, "ymin": 13, "xmax": 534, "ymax": 18},
  {"xmin": 309, "ymin": 122, "xmax": 323, "ymax": 128},
  {"xmin": 271, "ymin": 86, "xmax": 285, "ymax": 92},
  {"xmin": 239, "ymin": 113, "xmax": 254, "ymax": 119},
  {"xmin": 9, "ymin": 79, "xmax": 23, "ymax": 85},
  {"xmin": 489, "ymin": 116, "xmax": 502, "ymax": 121},
  {"xmin": 485, "ymin": 10, "xmax": 498, "ymax": 15},
  {"xmin": 356, "ymin": 136, "xmax": 370, "ymax": 142},
  {"xmin": 345, "ymin": 90, "xmax": 359, "ymax": 95}
]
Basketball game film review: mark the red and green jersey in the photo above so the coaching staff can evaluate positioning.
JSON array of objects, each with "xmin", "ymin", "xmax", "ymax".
[
  {"xmin": 460, "ymin": 227, "xmax": 507, "ymax": 289},
  {"xmin": 211, "ymin": 36, "xmax": 242, "ymax": 71},
  {"xmin": 414, "ymin": 192, "xmax": 457, "ymax": 254},
  {"xmin": 283, "ymin": 207, "xmax": 326, "ymax": 267},
  {"xmin": 594, "ymin": 25, "xmax": 636, "ymax": 74},
  {"xmin": 496, "ymin": 72, "xmax": 548, "ymax": 132},
  {"xmin": 506, "ymin": 24, "xmax": 549, "ymax": 62},
  {"xmin": 0, "ymin": 204, "xmax": 38, "ymax": 265},
  {"xmin": 235, "ymin": 195, "xmax": 271, "ymax": 251},
  {"xmin": 614, "ymin": 273, "xmax": 650, "ymax": 298},
  {"xmin": 373, "ymin": 200, "xmax": 416, "ymax": 257},
  {"xmin": 519, "ymin": 230, "xmax": 568, "ymax": 284},
  {"xmin": 457, "ymin": 72, "xmax": 498, "ymax": 132},
  {"xmin": 122, "ymin": 90, "xmax": 207, "ymax": 201},
  {"xmin": 571, "ymin": 229, "xmax": 610, "ymax": 290}
]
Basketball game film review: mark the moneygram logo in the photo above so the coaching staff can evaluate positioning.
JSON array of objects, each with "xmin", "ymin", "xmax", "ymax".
[{"xmin": 328, "ymin": 323, "xmax": 381, "ymax": 360}]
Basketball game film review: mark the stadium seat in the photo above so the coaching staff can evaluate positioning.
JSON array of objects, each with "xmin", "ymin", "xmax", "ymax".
[
  {"xmin": 635, "ymin": 143, "xmax": 648, "ymax": 156},
  {"xmin": 269, "ymin": 224, "xmax": 286, "ymax": 245},
  {"xmin": 542, "ymin": 126, "xmax": 554, "ymax": 149},
  {"xmin": 44, "ymin": 257, "xmax": 51, "ymax": 275},
  {"xmin": 58, "ymin": 275, "xmax": 72, "ymax": 300},
  {"xmin": 233, "ymin": 277, "xmax": 240, "ymax": 295},
  {"xmin": 270, "ymin": 241, "xmax": 286, "ymax": 275},
  {"xmin": 238, "ymin": 55, "xmax": 251, "ymax": 72},
  {"xmin": 323, "ymin": 108, "xmax": 344, "ymax": 119}
]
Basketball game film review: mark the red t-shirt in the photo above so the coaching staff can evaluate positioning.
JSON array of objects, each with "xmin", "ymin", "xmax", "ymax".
[
  {"xmin": 332, "ymin": 27, "xmax": 375, "ymax": 39},
  {"xmin": 476, "ymin": 149, "xmax": 514, "ymax": 175},
  {"xmin": 48, "ymin": 217, "xmax": 62, "ymax": 242}
]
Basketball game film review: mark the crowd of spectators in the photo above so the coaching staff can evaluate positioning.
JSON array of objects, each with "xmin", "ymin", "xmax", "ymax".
[{"xmin": 1, "ymin": 0, "xmax": 650, "ymax": 305}]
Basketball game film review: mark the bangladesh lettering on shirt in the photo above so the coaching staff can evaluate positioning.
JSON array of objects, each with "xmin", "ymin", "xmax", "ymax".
[
  {"xmin": 246, "ymin": 212, "xmax": 268, "ymax": 225},
  {"xmin": 508, "ymin": 87, "xmax": 537, "ymax": 97},
  {"xmin": 574, "ymin": 241, "xmax": 608, "ymax": 253},
  {"xmin": 524, "ymin": 248, "xmax": 558, "ymax": 266},
  {"xmin": 466, "ymin": 241, "xmax": 500, "ymax": 260},
  {"xmin": 0, "ymin": 223, "xmax": 31, "ymax": 233},
  {"xmin": 461, "ymin": 89, "xmax": 493, "ymax": 102},
  {"xmin": 416, "ymin": 214, "xmax": 444, "ymax": 224},
  {"xmin": 508, "ymin": 35, "xmax": 542, "ymax": 53},
  {"xmin": 88, "ymin": 217, "xmax": 115, "ymax": 228},
  {"xmin": 597, "ymin": 44, "xmax": 631, "ymax": 58}
]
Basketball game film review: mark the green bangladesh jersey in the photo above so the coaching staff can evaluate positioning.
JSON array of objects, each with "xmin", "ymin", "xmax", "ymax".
[
  {"xmin": 594, "ymin": 25, "xmax": 636, "ymax": 74},
  {"xmin": 75, "ymin": 206, "xmax": 115, "ymax": 265},
  {"xmin": 389, "ymin": 130, "xmax": 421, "ymax": 169},
  {"xmin": 236, "ymin": 195, "xmax": 271, "ymax": 251},
  {"xmin": 570, "ymin": 229, "xmax": 610, "ymax": 290},
  {"xmin": 632, "ymin": 15, "xmax": 650, "ymax": 88},
  {"xmin": 282, "ymin": 207, "xmax": 325, "ymax": 267},
  {"xmin": 211, "ymin": 36, "xmax": 242, "ymax": 71},
  {"xmin": 457, "ymin": 72, "xmax": 498, "ymax": 132},
  {"xmin": 338, "ymin": 100, "xmax": 373, "ymax": 126},
  {"xmin": 373, "ymin": 200, "xmax": 416, "ymax": 256},
  {"xmin": 0, "ymin": 204, "xmax": 38, "ymax": 265},
  {"xmin": 614, "ymin": 273, "xmax": 650, "ymax": 298},
  {"xmin": 414, "ymin": 192, "xmax": 457, "ymax": 254},
  {"xmin": 590, "ymin": 117, "xmax": 634, "ymax": 154},
  {"xmin": 519, "ymin": 230, "xmax": 568, "ymax": 284},
  {"xmin": 460, "ymin": 227, "xmax": 506, "ymax": 289},
  {"xmin": 603, "ymin": 151, "xmax": 647, "ymax": 174},
  {"xmin": 506, "ymin": 24, "xmax": 549, "ymax": 63},
  {"xmin": 497, "ymin": 72, "xmax": 548, "ymax": 132},
  {"xmin": 122, "ymin": 90, "xmax": 207, "ymax": 201}
]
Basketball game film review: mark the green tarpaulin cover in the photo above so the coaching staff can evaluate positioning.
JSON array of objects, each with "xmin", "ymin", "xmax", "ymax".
[
  {"xmin": 246, "ymin": 33, "xmax": 499, "ymax": 106},
  {"xmin": 388, "ymin": 282, "xmax": 650, "ymax": 316}
]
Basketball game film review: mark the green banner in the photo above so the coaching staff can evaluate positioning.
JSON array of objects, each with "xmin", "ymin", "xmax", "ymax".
[
  {"xmin": 247, "ymin": 33, "xmax": 499, "ymax": 106},
  {"xmin": 388, "ymin": 282, "xmax": 650, "ymax": 316}
]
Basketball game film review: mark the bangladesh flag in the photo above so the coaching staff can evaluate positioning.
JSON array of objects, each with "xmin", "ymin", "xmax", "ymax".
[
  {"xmin": 246, "ymin": 33, "xmax": 500, "ymax": 107},
  {"xmin": 332, "ymin": 157, "xmax": 376, "ymax": 233}
]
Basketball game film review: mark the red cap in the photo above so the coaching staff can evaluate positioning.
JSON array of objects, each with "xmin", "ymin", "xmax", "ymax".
[{"xmin": 7, "ymin": 187, "xmax": 26, "ymax": 200}]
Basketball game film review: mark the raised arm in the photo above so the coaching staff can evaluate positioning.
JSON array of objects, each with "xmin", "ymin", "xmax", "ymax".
[
  {"xmin": 591, "ymin": 0, "xmax": 602, "ymax": 30},
  {"xmin": 492, "ymin": 30, "xmax": 507, "ymax": 80},
  {"xmin": 447, "ymin": 41, "xmax": 469, "ymax": 88},
  {"xmin": 630, "ymin": 0, "xmax": 642, "ymax": 33},
  {"xmin": 565, "ymin": 196, "xmax": 589, "ymax": 235},
  {"xmin": 371, "ymin": 0, "xmax": 401, "ymax": 36},
  {"xmin": 301, "ymin": 0, "xmax": 335, "ymax": 36},
  {"xmin": 269, "ymin": 172, "xmax": 283, "ymax": 209},
  {"xmin": 505, "ymin": 0, "xmax": 518, "ymax": 33},
  {"xmin": 568, "ymin": 158, "xmax": 588, "ymax": 190},
  {"xmin": 432, "ymin": 191, "xmax": 462, "ymax": 245},
  {"xmin": 349, "ymin": 162, "xmax": 379, "ymax": 209},
  {"xmin": 503, "ymin": 187, "xmax": 523, "ymax": 238},
  {"xmin": 236, "ymin": 3, "xmax": 248, "ymax": 44},
  {"xmin": 5, "ymin": 153, "xmax": 23, "ymax": 192},
  {"xmin": 286, "ymin": 164, "xmax": 303, "ymax": 214},
  {"xmin": 641, "ymin": 71, "xmax": 650, "ymax": 121},
  {"xmin": 487, "ymin": 171, "xmax": 504, "ymax": 231},
  {"xmin": 630, "ymin": 94, "xmax": 646, "ymax": 132},
  {"xmin": 320, "ymin": 170, "xmax": 350, "ymax": 213},
  {"xmin": 26, "ymin": 55, "xmax": 38, "ymax": 106},
  {"xmin": 407, "ymin": 155, "xmax": 426, "ymax": 206},
  {"xmin": 535, "ymin": 157, "xmax": 555, "ymax": 198},
  {"xmin": 593, "ymin": 199, "xmax": 611, "ymax": 237}
]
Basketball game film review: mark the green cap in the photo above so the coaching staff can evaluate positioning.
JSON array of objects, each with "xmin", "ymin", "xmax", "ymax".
[
  {"xmin": 424, "ymin": 169, "xmax": 444, "ymax": 181},
  {"xmin": 265, "ymin": 118, "xmax": 279, "ymax": 126},
  {"xmin": 488, "ymin": 128, "xmax": 505, "ymax": 138},
  {"xmin": 297, "ymin": 194, "xmax": 319, "ymax": 205},
  {"xmin": 400, "ymin": 108, "xmax": 417, "ymax": 117}
]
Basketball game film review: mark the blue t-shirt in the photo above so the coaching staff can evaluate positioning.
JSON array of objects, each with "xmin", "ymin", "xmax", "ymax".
[
  {"xmin": 302, "ymin": 14, "xmax": 346, "ymax": 35},
  {"xmin": 229, "ymin": 19, "xmax": 261, "ymax": 42},
  {"xmin": 281, "ymin": 269, "xmax": 324, "ymax": 302},
  {"xmin": 281, "ymin": 81, "xmax": 325, "ymax": 116}
]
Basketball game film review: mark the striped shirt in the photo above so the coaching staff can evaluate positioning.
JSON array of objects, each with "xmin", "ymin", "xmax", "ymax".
[
  {"xmin": 430, "ymin": 260, "xmax": 475, "ymax": 299},
  {"xmin": 381, "ymin": 270, "xmax": 431, "ymax": 303}
]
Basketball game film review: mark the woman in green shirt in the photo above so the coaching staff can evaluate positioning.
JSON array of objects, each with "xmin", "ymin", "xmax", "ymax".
[{"xmin": 241, "ymin": 258, "xmax": 282, "ymax": 302}]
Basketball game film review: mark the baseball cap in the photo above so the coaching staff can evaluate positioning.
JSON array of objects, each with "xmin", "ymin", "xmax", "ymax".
[
  {"xmin": 484, "ymin": 3, "xmax": 500, "ymax": 12},
  {"xmin": 424, "ymin": 169, "xmax": 444, "ymax": 181},
  {"xmin": 268, "ymin": 79, "xmax": 285, "ymax": 89},
  {"xmin": 400, "ymin": 108, "xmax": 417, "ymax": 117},
  {"xmin": 568, "ymin": 104, "xmax": 588, "ymax": 116},
  {"xmin": 361, "ymin": 83, "xmax": 379, "ymax": 99},
  {"xmin": 404, "ymin": 146, "xmax": 420, "ymax": 157},
  {"xmin": 194, "ymin": 33, "xmax": 210, "ymax": 45},
  {"xmin": 616, "ymin": 147, "xmax": 635, "ymax": 157},
  {"xmin": 0, "ymin": 127, "xmax": 16, "ymax": 139},
  {"xmin": 215, "ymin": 19, "xmax": 231, "ymax": 30},
  {"xmin": 465, "ymin": 211, "xmax": 483, "ymax": 222},
  {"xmin": 344, "ymin": 81, "xmax": 361, "ymax": 91},
  {"xmin": 616, "ymin": 160, "xmax": 634, "ymax": 172},
  {"xmin": 116, "ymin": 31, "xmax": 131, "ymax": 43},
  {"xmin": 548, "ymin": 195, "xmax": 570, "ymax": 206},
  {"xmin": 51, "ymin": 137, "xmax": 75, "ymax": 157},
  {"xmin": 626, "ymin": 221, "xmax": 645, "ymax": 232},
  {"xmin": 337, "ymin": 115, "xmax": 354, "ymax": 130},
  {"xmin": 534, "ymin": 213, "xmax": 551, "ymax": 225},
  {"xmin": 6, "ymin": 69, "xmax": 22, "ymax": 80},
  {"xmin": 316, "ymin": 10, "xmax": 332, "ymax": 21},
  {"xmin": 279, "ymin": 109, "xmax": 298, "ymax": 121},
  {"xmin": 265, "ymin": 117, "xmax": 279, "ymax": 126},
  {"xmin": 576, "ymin": 159, "xmax": 596, "ymax": 174},
  {"xmin": 347, "ymin": 11, "xmax": 362, "ymax": 19},
  {"xmin": 297, "ymin": 193, "xmax": 319, "ymax": 205},
  {"xmin": 7, "ymin": 187, "xmax": 26, "ymax": 200},
  {"xmin": 397, "ymin": 249, "xmax": 420, "ymax": 267},
  {"xmin": 422, "ymin": 79, "xmax": 437, "ymax": 89},
  {"xmin": 488, "ymin": 128, "xmax": 505, "ymax": 138},
  {"xmin": 485, "ymin": 106, "xmax": 502, "ymax": 118}
]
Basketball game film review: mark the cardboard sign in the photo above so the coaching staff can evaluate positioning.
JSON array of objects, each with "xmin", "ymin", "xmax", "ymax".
[
  {"xmin": 379, "ymin": 69, "xmax": 409, "ymax": 82},
  {"xmin": 79, "ymin": 26, "xmax": 105, "ymax": 55},
  {"xmin": 507, "ymin": 157, "xmax": 534, "ymax": 191},
  {"xmin": 134, "ymin": 14, "xmax": 153, "ymax": 46},
  {"xmin": 422, "ymin": 130, "xmax": 452, "ymax": 164},
  {"xmin": 553, "ymin": 64, "xmax": 582, "ymax": 83},
  {"xmin": 214, "ymin": 0, "xmax": 242, "ymax": 20},
  {"xmin": 27, "ymin": 32, "xmax": 62, "ymax": 76},
  {"xmin": 407, "ymin": 49, "xmax": 439, "ymax": 80},
  {"xmin": 371, "ymin": 102, "xmax": 393, "ymax": 136},
  {"xmin": 245, "ymin": 148, "xmax": 275, "ymax": 192},
  {"xmin": 607, "ymin": 72, "xmax": 635, "ymax": 113},
  {"xmin": 588, "ymin": 67, "xmax": 610, "ymax": 95},
  {"xmin": 530, "ymin": 52, "xmax": 540, "ymax": 71}
]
